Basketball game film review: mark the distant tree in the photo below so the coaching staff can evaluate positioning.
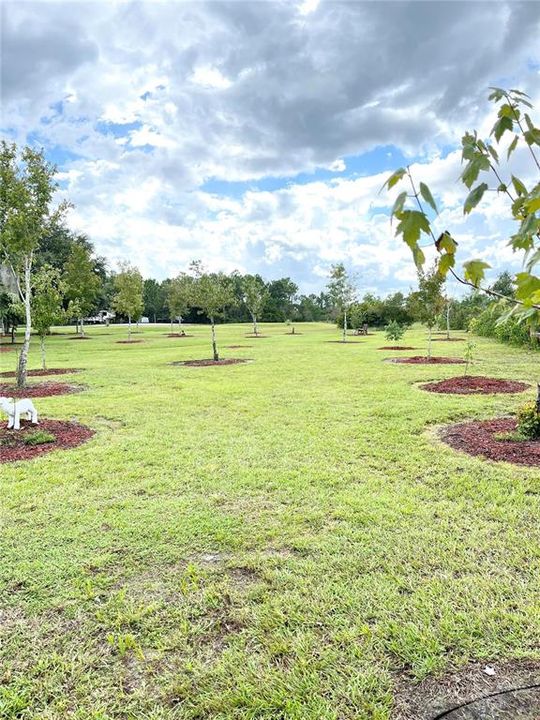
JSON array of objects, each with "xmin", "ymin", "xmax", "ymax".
[
  {"xmin": 113, "ymin": 262, "xmax": 144, "ymax": 341},
  {"xmin": 189, "ymin": 262, "xmax": 236, "ymax": 361},
  {"xmin": 167, "ymin": 273, "xmax": 193, "ymax": 332},
  {"xmin": 143, "ymin": 278, "xmax": 162, "ymax": 323},
  {"xmin": 32, "ymin": 265, "xmax": 66, "ymax": 369},
  {"xmin": 327, "ymin": 263, "xmax": 357, "ymax": 342},
  {"xmin": 0, "ymin": 291, "xmax": 24, "ymax": 342},
  {"xmin": 407, "ymin": 267, "xmax": 446, "ymax": 358},
  {"xmin": 242, "ymin": 275, "xmax": 268, "ymax": 335},
  {"xmin": 64, "ymin": 241, "xmax": 101, "ymax": 336},
  {"xmin": 263, "ymin": 278, "xmax": 298, "ymax": 322},
  {"xmin": 0, "ymin": 141, "xmax": 69, "ymax": 388}
]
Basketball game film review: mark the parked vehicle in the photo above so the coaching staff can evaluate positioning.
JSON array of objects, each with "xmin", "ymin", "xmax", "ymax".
[{"xmin": 85, "ymin": 310, "xmax": 115, "ymax": 325}]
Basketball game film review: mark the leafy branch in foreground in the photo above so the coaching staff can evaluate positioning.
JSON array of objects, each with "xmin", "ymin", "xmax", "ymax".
[{"xmin": 383, "ymin": 88, "xmax": 540, "ymax": 325}]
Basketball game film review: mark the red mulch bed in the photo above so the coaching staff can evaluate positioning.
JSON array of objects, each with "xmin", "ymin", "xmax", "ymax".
[
  {"xmin": 245, "ymin": 334, "xmax": 268, "ymax": 338},
  {"xmin": 378, "ymin": 346, "xmax": 416, "ymax": 351},
  {"xmin": 172, "ymin": 358, "xmax": 250, "ymax": 367},
  {"xmin": 284, "ymin": 332, "xmax": 303, "ymax": 335},
  {"xmin": 0, "ymin": 346, "xmax": 17, "ymax": 352},
  {"xmin": 69, "ymin": 336, "xmax": 92, "ymax": 340},
  {"xmin": 432, "ymin": 337, "xmax": 465, "ymax": 342},
  {"xmin": 326, "ymin": 340, "xmax": 364, "ymax": 344},
  {"xmin": 166, "ymin": 333, "xmax": 193, "ymax": 338},
  {"xmin": 116, "ymin": 339, "xmax": 144, "ymax": 344},
  {"xmin": 0, "ymin": 382, "xmax": 83, "ymax": 398},
  {"xmin": 0, "ymin": 368, "xmax": 82, "ymax": 378},
  {"xmin": 422, "ymin": 376, "xmax": 530, "ymax": 395},
  {"xmin": 441, "ymin": 417, "xmax": 540, "ymax": 466},
  {"xmin": 390, "ymin": 356, "xmax": 465, "ymax": 364},
  {"xmin": 227, "ymin": 345, "xmax": 252, "ymax": 349},
  {"xmin": 0, "ymin": 419, "xmax": 94, "ymax": 463}
]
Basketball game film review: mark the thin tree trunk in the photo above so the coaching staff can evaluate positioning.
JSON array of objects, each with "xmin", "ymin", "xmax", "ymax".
[
  {"xmin": 80, "ymin": 317, "xmax": 85, "ymax": 337},
  {"xmin": 446, "ymin": 303, "xmax": 451, "ymax": 340},
  {"xmin": 211, "ymin": 317, "xmax": 218, "ymax": 361},
  {"xmin": 178, "ymin": 316, "xmax": 182, "ymax": 333},
  {"xmin": 40, "ymin": 335, "xmax": 47, "ymax": 370},
  {"xmin": 342, "ymin": 309, "xmax": 347, "ymax": 342},
  {"xmin": 128, "ymin": 315, "xmax": 131, "ymax": 341},
  {"xmin": 16, "ymin": 256, "xmax": 32, "ymax": 389},
  {"xmin": 252, "ymin": 313, "xmax": 258, "ymax": 336},
  {"xmin": 428, "ymin": 326, "xmax": 432, "ymax": 359}
]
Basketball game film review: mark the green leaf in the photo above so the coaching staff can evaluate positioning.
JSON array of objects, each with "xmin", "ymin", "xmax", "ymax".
[
  {"xmin": 435, "ymin": 231, "xmax": 457, "ymax": 254},
  {"xmin": 412, "ymin": 245, "xmax": 425, "ymax": 270},
  {"xmin": 507, "ymin": 135, "xmax": 519, "ymax": 160},
  {"xmin": 463, "ymin": 259, "xmax": 491, "ymax": 287},
  {"xmin": 515, "ymin": 272, "xmax": 540, "ymax": 304},
  {"xmin": 511, "ymin": 175, "xmax": 528, "ymax": 197},
  {"xmin": 383, "ymin": 168, "xmax": 406, "ymax": 192},
  {"xmin": 391, "ymin": 191, "xmax": 407, "ymax": 218},
  {"xmin": 491, "ymin": 115, "xmax": 513, "ymax": 143},
  {"xmin": 438, "ymin": 252, "xmax": 455, "ymax": 277},
  {"xmin": 461, "ymin": 156, "xmax": 490, "ymax": 189},
  {"xmin": 487, "ymin": 144, "xmax": 499, "ymax": 163},
  {"xmin": 497, "ymin": 183, "xmax": 507, "ymax": 193},
  {"xmin": 395, "ymin": 210, "xmax": 431, "ymax": 249},
  {"xmin": 498, "ymin": 103, "xmax": 518, "ymax": 120},
  {"xmin": 488, "ymin": 87, "xmax": 505, "ymax": 102},
  {"xmin": 524, "ymin": 129, "xmax": 540, "ymax": 147},
  {"xmin": 419, "ymin": 182, "xmax": 437, "ymax": 213},
  {"xmin": 463, "ymin": 183, "xmax": 488, "ymax": 215}
]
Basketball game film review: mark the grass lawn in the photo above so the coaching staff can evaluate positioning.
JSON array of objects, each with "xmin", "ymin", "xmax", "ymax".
[{"xmin": 1, "ymin": 322, "xmax": 539, "ymax": 719}]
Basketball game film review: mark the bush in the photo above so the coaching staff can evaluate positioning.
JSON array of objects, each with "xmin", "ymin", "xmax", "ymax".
[
  {"xmin": 385, "ymin": 321, "xmax": 405, "ymax": 342},
  {"xmin": 516, "ymin": 402, "xmax": 540, "ymax": 440},
  {"xmin": 23, "ymin": 430, "xmax": 56, "ymax": 446}
]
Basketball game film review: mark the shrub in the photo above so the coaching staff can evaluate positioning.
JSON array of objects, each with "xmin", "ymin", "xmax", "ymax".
[
  {"xmin": 23, "ymin": 430, "xmax": 56, "ymax": 446},
  {"xmin": 516, "ymin": 402, "xmax": 540, "ymax": 440},
  {"xmin": 385, "ymin": 321, "xmax": 405, "ymax": 342}
]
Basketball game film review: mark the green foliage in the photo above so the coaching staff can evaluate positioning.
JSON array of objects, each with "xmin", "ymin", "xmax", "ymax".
[
  {"xmin": 189, "ymin": 262, "xmax": 236, "ymax": 320},
  {"xmin": 64, "ymin": 242, "xmax": 101, "ymax": 320},
  {"xmin": 113, "ymin": 262, "xmax": 144, "ymax": 323},
  {"xmin": 516, "ymin": 402, "xmax": 540, "ymax": 440},
  {"xmin": 167, "ymin": 273, "xmax": 193, "ymax": 322},
  {"xmin": 384, "ymin": 321, "xmax": 405, "ymax": 342},
  {"xmin": 22, "ymin": 430, "xmax": 56, "ymax": 446},
  {"xmin": 463, "ymin": 337, "xmax": 476, "ymax": 376},
  {"xmin": 242, "ymin": 275, "xmax": 268, "ymax": 320},
  {"xmin": 32, "ymin": 265, "xmax": 65, "ymax": 338},
  {"xmin": 407, "ymin": 267, "xmax": 446, "ymax": 329}
]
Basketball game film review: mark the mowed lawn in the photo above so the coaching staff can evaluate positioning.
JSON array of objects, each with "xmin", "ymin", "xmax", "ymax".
[{"xmin": 1, "ymin": 322, "xmax": 539, "ymax": 720}]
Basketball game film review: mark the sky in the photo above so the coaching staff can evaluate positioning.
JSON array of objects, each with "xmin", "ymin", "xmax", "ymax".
[{"xmin": 1, "ymin": 0, "xmax": 540, "ymax": 296}]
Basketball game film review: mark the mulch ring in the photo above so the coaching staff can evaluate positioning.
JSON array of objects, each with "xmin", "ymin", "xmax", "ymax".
[
  {"xmin": 245, "ymin": 334, "xmax": 268, "ymax": 338},
  {"xmin": 226, "ymin": 345, "xmax": 253, "ymax": 349},
  {"xmin": 0, "ymin": 368, "xmax": 82, "ymax": 378},
  {"xmin": 389, "ymin": 355, "xmax": 465, "ymax": 364},
  {"xmin": 116, "ymin": 339, "xmax": 144, "ymax": 344},
  {"xmin": 421, "ymin": 376, "xmax": 530, "ymax": 395},
  {"xmin": 325, "ymin": 340, "xmax": 364, "ymax": 344},
  {"xmin": 0, "ymin": 346, "xmax": 17, "ymax": 352},
  {"xmin": 0, "ymin": 382, "xmax": 84, "ymax": 398},
  {"xmin": 171, "ymin": 358, "xmax": 251, "ymax": 367},
  {"xmin": 393, "ymin": 659, "xmax": 540, "ymax": 720},
  {"xmin": 69, "ymin": 336, "xmax": 92, "ymax": 340},
  {"xmin": 166, "ymin": 333, "xmax": 194, "ymax": 338},
  {"xmin": 440, "ymin": 417, "xmax": 540, "ymax": 466},
  {"xmin": 0, "ymin": 419, "xmax": 94, "ymax": 463},
  {"xmin": 432, "ymin": 337, "xmax": 466, "ymax": 342},
  {"xmin": 378, "ymin": 346, "xmax": 416, "ymax": 351},
  {"xmin": 284, "ymin": 332, "xmax": 303, "ymax": 335}
]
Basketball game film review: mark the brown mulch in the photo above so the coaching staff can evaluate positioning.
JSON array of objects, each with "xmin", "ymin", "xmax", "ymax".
[
  {"xmin": 0, "ymin": 419, "xmax": 94, "ymax": 463},
  {"xmin": 440, "ymin": 417, "xmax": 540, "ymax": 466},
  {"xmin": 326, "ymin": 340, "xmax": 364, "ymax": 344},
  {"xmin": 432, "ymin": 337, "xmax": 466, "ymax": 342},
  {"xmin": 0, "ymin": 368, "xmax": 82, "ymax": 378},
  {"xmin": 393, "ymin": 659, "xmax": 540, "ymax": 720},
  {"xmin": 378, "ymin": 346, "xmax": 416, "ymax": 351},
  {"xmin": 245, "ymin": 334, "xmax": 268, "ymax": 338},
  {"xmin": 422, "ymin": 376, "xmax": 530, "ymax": 395},
  {"xmin": 226, "ymin": 345, "xmax": 253, "ymax": 349},
  {"xmin": 172, "ymin": 358, "xmax": 251, "ymax": 367},
  {"xmin": 69, "ymin": 336, "xmax": 92, "ymax": 340},
  {"xmin": 0, "ymin": 346, "xmax": 17, "ymax": 352},
  {"xmin": 390, "ymin": 356, "xmax": 465, "ymax": 364},
  {"xmin": 166, "ymin": 333, "xmax": 193, "ymax": 338},
  {"xmin": 116, "ymin": 339, "xmax": 144, "ymax": 344},
  {"xmin": 0, "ymin": 382, "xmax": 83, "ymax": 399}
]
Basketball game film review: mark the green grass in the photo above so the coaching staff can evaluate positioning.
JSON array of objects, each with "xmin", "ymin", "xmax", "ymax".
[{"xmin": 1, "ymin": 322, "xmax": 539, "ymax": 719}]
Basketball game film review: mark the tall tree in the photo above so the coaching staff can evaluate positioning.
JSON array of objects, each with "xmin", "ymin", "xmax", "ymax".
[
  {"xmin": 263, "ymin": 278, "xmax": 298, "ymax": 322},
  {"xmin": 64, "ymin": 241, "xmax": 101, "ymax": 336},
  {"xmin": 327, "ymin": 263, "xmax": 357, "ymax": 342},
  {"xmin": 143, "ymin": 278, "xmax": 162, "ymax": 323},
  {"xmin": 113, "ymin": 262, "xmax": 144, "ymax": 341},
  {"xmin": 32, "ymin": 265, "xmax": 66, "ymax": 370},
  {"xmin": 242, "ymin": 274, "xmax": 268, "ymax": 335},
  {"xmin": 0, "ymin": 142, "xmax": 68, "ymax": 387},
  {"xmin": 167, "ymin": 273, "xmax": 193, "ymax": 333},
  {"xmin": 190, "ymin": 262, "xmax": 236, "ymax": 361}
]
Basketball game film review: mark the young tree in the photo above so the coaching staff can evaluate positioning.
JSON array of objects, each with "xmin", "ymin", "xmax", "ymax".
[
  {"xmin": 0, "ymin": 142, "xmax": 68, "ymax": 388},
  {"xmin": 242, "ymin": 274, "xmax": 268, "ymax": 335},
  {"xmin": 113, "ymin": 262, "xmax": 144, "ymax": 341},
  {"xmin": 64, "ymin": 241, "xmax": 101, "ymax": 336},
  {"xmin": 327, "ymin": 263, "xmax": 357, "ymax": 342},
  {"xmin": 167, "ymin": 273, "xmax": 193, "ymax": 333},
  {"xmin": 32, "ymin": 265, "xmax": 66, "ymax": 370},
  {"xmin": 407, "ymin": 267, "xmax": 446, "ymax": 358},
  {"xmin": 189, "ymin": 262, "xmax": 236, "ymax": 361}
]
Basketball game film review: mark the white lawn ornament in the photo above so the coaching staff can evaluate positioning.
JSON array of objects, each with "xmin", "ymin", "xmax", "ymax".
[{"xmin": 0, "ymin": 397, "xmax": 39, "ymax": 430}]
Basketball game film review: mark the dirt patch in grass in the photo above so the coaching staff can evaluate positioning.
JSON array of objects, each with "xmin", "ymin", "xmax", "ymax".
[
  {"xmin": 440, "ymin": 417, "xmax": 540, "ymax": 466},
  {"xmin": 226, "ymin": 345, "xmax": 253, "ymax": 349},
  {"xmin": 116, "ymin": 339, "xmax": 144, "ymax": 344},
  {"xmin": 0, "ymin": 368, "xmax": 82, "ymax": 378},
  {"xmin": 378, "ymin": 346, "xmax": 416, "ymax": 351},
  {"xmin": 432, "ymin": 337, "xmax": 466, "ymax": 342},
  {"xmin": 284, "ymin": 332, "xmax": 303, "ymax": 335},
  {"xmin": 245, "ymin": 334, "xmax": 268, "ymax": 338},
  {"xmin": 0, "ymin": 346, "xmax": 17, "ymax": 352},
  {"xmin": 0, "ymin": 382, "xmax": 84, "ymax": 398},
  {"xmin": 0, "ymin": 419, "xmax": 94, "ymax": 463},
  {"xmin": 325, "ymin": 340, "xmax": 365, "ymax": 344},
  {"xmin": 69, "ymin": 335, "xmax": 92, "ymax": 340},
  {"xmin": 166, "ymin": 333, "xmax": 194, "ymax": 338},
  {"xmin": 389, "ymin": 356, "xmax": 465, "ymax": 365},
  {"xmin": 172, "ymin": 358, "xmax": 251, "ymax": 367},
  {"xmin": 421, "ymin": 376, "xmax": 530, "ymax": 395},
  {"xmin": 393, "ymin": 659, "xmax": 540, "ymax": 720}
]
